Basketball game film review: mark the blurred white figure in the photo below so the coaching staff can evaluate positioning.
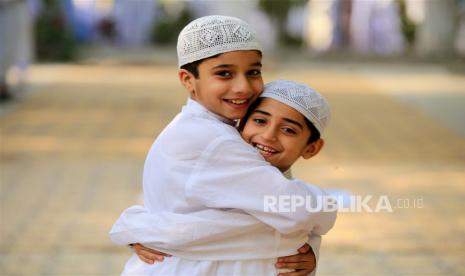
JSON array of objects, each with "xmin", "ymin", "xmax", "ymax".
[
  {"xmin": 71, "ymin": 0, "xmax": 101, "ymax": 42},
  {"xmin": 249, "ymin": 9, "xmax": 277, "ymax": 50},
  {"xmin": 0, "ymin": 0, "xmax": 33, "ymax": 94},
  {"xmin": 405, "ymin": 0, "xmax": 425, "ymax": 25},
  {"xmin": 287, "ymin": 3, "xmax": 308, "ymax": 40},
  {"xmin": 113, "ymin": 0, "xmax": 157, "ymax": 47},
  {"xmin": 305, "ymin": 0, "xmax": 335, "ymax": 52},
  {"xmin": 413, "ymin": 0, "xmax": 456, "ymax": 57},
  {"xmin": 350, "ymin": 0, "xmax": 404, "ymax": 55}
]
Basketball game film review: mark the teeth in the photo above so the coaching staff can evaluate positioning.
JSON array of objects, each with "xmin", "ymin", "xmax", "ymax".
[
  {"xmin": 255, "ymin": 143, "xmax": 277, "ymax": 153},
  {"xmin": 229, "ymin": 99, "xmax": 247, "ymax": 105}
]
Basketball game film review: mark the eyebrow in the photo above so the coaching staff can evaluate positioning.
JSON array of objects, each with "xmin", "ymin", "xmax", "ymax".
[
  {"xmin": 212, "ymin": 62, "xmax": 262, "ymax": 70},
  {"xmin": 253, "ymin": 110, "xmax": 271, "ymax": 116},
  {"xmin": 253, "ymin": 109, "xmax": 304, "ymax": 129}
]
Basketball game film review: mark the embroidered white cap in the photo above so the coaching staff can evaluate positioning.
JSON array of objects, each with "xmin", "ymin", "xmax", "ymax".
[
  {"xmin": 177, "ymin": 15, "xmax": 262, "ymax": 67},
  {"xmin": 260, "ymin": 80, "xmax": 331, "ymax": 134}
]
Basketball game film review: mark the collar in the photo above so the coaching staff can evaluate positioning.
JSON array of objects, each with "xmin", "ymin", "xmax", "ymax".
[
  {"xmin": 184, "ymin": 98, "xmax": 237, "ymax": 127},
  {"xmin": 282, "ymin": 169, "xmax": 293, "ymax": 179}
]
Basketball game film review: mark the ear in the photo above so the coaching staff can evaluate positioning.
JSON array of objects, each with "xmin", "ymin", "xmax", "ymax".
[
  {"xmin": 178, "ymin": 69, "xmax": 196, "ymax": 97},
  {"xmin": 301, "ymin": 139, "xmax": 325, "ymax": 159}
]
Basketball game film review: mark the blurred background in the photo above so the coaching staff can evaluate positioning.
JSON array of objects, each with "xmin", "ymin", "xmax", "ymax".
[{"xmin": 1, "ymin": 0, "xmax": 464, "ymax": 275}]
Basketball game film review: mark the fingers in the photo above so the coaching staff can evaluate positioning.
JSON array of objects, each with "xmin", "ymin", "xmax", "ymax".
[
  {"xmin": 151, "ymin": 251, "xmax": 172, "ymax": 257},
  {"xmin": 135, "ymin": 248, "xmax": 164, "ymax": 263},
  {"xmin": 144, "ymin": 248, "xmax": 172, "ymax": 257},
  {"xmin": 277, "ymin": 254, "xmax": 311, "ymax": 263},
  {"xmin": 138, "ymin": 254, "xmax": 156, "ymax": 264},
  {"xmin": 133, "ymin": 244, "xmax": 172, "ymax": 257},
  {"xmin": 278, "ymin": 248, "xmax": 315, "ymax": 264},
  {"xmin": 298, "ymin": 243, "xmax": 311, "ymax": 253},
  {"xmin": 276, "ymin": 261, "xmax": 314, "ymax": 271},
  {"xmin": 132, "ymin": 244, "xmax": 171, "ymax": 264}
]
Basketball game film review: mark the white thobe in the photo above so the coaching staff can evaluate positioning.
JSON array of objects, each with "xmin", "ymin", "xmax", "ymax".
[{"xmin": 110, "ymin": 98, "xmax": 337, "ymax": 275}]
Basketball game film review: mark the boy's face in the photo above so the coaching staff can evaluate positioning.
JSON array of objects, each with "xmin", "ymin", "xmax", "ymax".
[
  {"xmin": 180, "ymin": 50, "xmax": 263, "ymax": 120},
  {"xmin": 241, "ymin": 98, "xmax": 323, "ymax": 172}
]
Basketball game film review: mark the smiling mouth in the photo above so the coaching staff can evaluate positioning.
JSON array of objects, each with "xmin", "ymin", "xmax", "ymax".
[
  {"xmin": 253, "ymin": 142, "xmax": 278, "ymax": 157},
  {"xmin": 224, "ymin": 99, "xmax": 249, "ymax": 107}
]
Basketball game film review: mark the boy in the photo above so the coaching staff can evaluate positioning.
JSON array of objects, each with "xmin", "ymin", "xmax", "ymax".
[
  {"xmin": 240, "ymin": 80, "xmax": 328, "ymax": 174},
  {"xmin": 112, "ymin": 80, "xmax": 334, "ymax": 276},
  {"xmin": 110, "ymin": 15, "xmax": 336, "ymax": 275}
]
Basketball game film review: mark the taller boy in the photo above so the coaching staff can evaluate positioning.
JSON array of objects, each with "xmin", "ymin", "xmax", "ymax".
[
  {"xmin": 177, "ymin": 15, "xmax": 263, "ymax": 121},
  {"xmin": 112, "ymin": 15, "xmax": 336, "ymax": 275}
]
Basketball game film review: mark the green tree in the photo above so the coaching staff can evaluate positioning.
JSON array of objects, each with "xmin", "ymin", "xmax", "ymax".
[
  {"xmin": 35, "ymin": 0, "xmax": 77, "ymax": 61},
  {"xmin": 259, "ymin": 0, "xmax": 307, "ymax": 46}
]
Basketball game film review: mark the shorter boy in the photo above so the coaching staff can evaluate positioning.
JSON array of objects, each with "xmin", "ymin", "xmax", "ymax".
[
  {"xmin": 111, "ymin": 80, "xmax": 335, "ymax": 276},
  {"xmin": 240, "ymin": 79, "xmax": 329, "ymax": 174}
]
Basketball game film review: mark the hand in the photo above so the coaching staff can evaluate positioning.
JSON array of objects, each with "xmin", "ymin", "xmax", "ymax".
[
  {"xmin": 131, "ymin": 243, "xmax": 172, "ymax": 264},
  {"xmin": 275, "ymin": 243, "xmax": 316, "ymax": 276}
]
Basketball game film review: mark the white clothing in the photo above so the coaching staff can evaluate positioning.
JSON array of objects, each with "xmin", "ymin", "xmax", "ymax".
[
  {"xmin": 112, "ymin": 207, "xmax": 324, "ymax": 275},
  {"xmin": 350, "ymin": 0, "xmax": 404, "ymax": 55},
  {"xmin": 110, "ymin": 98, "xmax": 336, "ymax": 275}
]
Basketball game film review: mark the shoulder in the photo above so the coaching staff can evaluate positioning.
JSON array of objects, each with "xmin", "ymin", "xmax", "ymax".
[
  {"xmin": 176, "ymin": 114, "xmax": 240, "ymax": 145},
  {"xmin": 153, "ymin": 112, "xmax": 243, "ymax": 158}
]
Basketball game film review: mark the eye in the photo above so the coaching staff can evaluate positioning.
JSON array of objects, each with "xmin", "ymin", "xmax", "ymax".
[
  {"xmin": 215, "ymin": 70, "xmax": 232, "ymax": 77},
  {"xmin": 248, "ymin": 69, "xmax": 261, "ymax": 76},
  {"xmin": 282, "ymin": 127, "xmax": 297, "ymax": 135},
  {"xmin": 252, "ymin": 118, "xmax": 266, "ymax": 125}
]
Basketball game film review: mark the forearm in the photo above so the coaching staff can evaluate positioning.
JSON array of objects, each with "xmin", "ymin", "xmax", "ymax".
[
  {"xmin": 110, "ymin": 206, "xmax": 263, "ymax": 249},
  {"xmin": 109, "ymin": 206, "xmax": 309, "ymax": 259}
]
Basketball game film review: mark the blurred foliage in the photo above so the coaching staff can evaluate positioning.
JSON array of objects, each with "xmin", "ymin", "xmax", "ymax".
[
  {"xmin": 281, "ymin": 32, "xmax": 304, "ymax": 47},
  {"xmin": 259, "ymin": 0, "xmax": 306, "ymax": 47},
  {"xmin": 151, "ymin": 4, "xmax": 192, "ymax": 45},
  {"xmin": 398, "ymin": 0, "xmax": 416, "ymax": 47},
  {"xmin": 35, "ymin": 0, "xmax": 77, "ymax": 61}
]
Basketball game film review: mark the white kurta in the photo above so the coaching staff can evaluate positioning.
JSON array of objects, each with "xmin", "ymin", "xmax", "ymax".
[{"xmin": 110, "ymin": 98, "xmax": 336, "ymax": 275}]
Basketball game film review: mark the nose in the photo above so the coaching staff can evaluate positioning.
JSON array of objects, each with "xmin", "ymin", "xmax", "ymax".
[
  {"xmin": 231, "ymin": 74, "xmax": 252, "ymax": 96},
  {"xmin": 261, "ymin": 125, "xmax": 278, "ymax": 142}
]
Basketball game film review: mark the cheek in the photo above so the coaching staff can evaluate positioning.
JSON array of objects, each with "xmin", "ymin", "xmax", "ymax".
[
  {"xmin": 252, "ymin": 79, "xmax": 264, "ymax": 94},
  {"xmin": 200, "ymin": 77, "xmax": 224, "ymax": 92},
  {"xmin": 241, "ymin": 125, "xmax": 256, "ymax": 141},
  {"xmin": 282, "ymin": 138, "xmax": 304, "ymax": 156},
  {"xmin": 241, "ymin": 128, "xmax": 251, "ymax": 141}
]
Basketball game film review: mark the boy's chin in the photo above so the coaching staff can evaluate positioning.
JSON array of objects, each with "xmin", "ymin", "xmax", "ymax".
[
  {"xmin": 262, "ymin": 155, "xmax": 274, "ymax": 163},
  {"xmin": 225, "ymin": 113, "xmax": 245, "ymax": 121}
]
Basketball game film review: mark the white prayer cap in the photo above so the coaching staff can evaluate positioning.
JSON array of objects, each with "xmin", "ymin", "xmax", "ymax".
[
  {"xmin": 260, "ymin": 80, "xmax": 331, "ymax": 134},
  {"xmin": 177, "ymin": 15, "xmax": 262, "ymax": 67}
]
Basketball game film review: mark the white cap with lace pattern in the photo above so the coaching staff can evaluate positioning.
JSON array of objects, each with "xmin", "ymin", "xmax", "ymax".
[
  {"xmin": 260, "ymin": 80, "xmax": 331, "ymax": 134},
  {"xmin": 177, "ymin": 15, "xmax": 262, "ymax": 67}
]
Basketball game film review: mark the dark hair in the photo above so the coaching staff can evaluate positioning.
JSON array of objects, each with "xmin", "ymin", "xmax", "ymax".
[
  {"xmin": 180, "ymin": 50, "xmax": 262, "ymax": 79},
  {"xmin": 239, "ymin": 97, "xmax": 321, "ymax": 144},
  {"xmin": 180, "ymin": 54, "xmax": 220, "ymax": 79},
  {"xmin": 180, "ymin": 59, "xmax": 202, "ymax": 79}
]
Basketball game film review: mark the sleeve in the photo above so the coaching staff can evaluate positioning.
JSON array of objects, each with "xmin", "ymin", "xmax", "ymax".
[
  {"xmin": 185, "ymin": 136, "xmax": 337, "ymax": 234},
  {"xmin": 307, "ymin": 234, "xmax": 322, "ymax": 276},
  {"xmin": 109, "ymin": 205, "xmax": 265, "ymax": 250},
  {"xmin": 110, "ymin": 205, "xmax": 334, "ymax": 262}
]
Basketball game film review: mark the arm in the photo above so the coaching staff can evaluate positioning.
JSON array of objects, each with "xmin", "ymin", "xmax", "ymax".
[
  {"xmin": 275, "ymin": 235, "xmax": 322, "ymax": 276},
  {"xmin": 185, "ymin": 136, "xmax": 337, "ymax": 234},
  {"xmin": 110, "ymin": 136, "xmax": 336, "ymax": 259},
  {"xmin": 110, "ymin": 206, "xmax": 265, "ymax": 250},
  {"xmin": 111, "ymin": 205, "xmax": 321, "ymax": 272}
]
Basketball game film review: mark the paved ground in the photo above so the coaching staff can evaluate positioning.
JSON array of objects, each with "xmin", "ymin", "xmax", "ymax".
[{"xmin": 1, "ymin": 57, "xmax": 464, "ymax": 275}]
